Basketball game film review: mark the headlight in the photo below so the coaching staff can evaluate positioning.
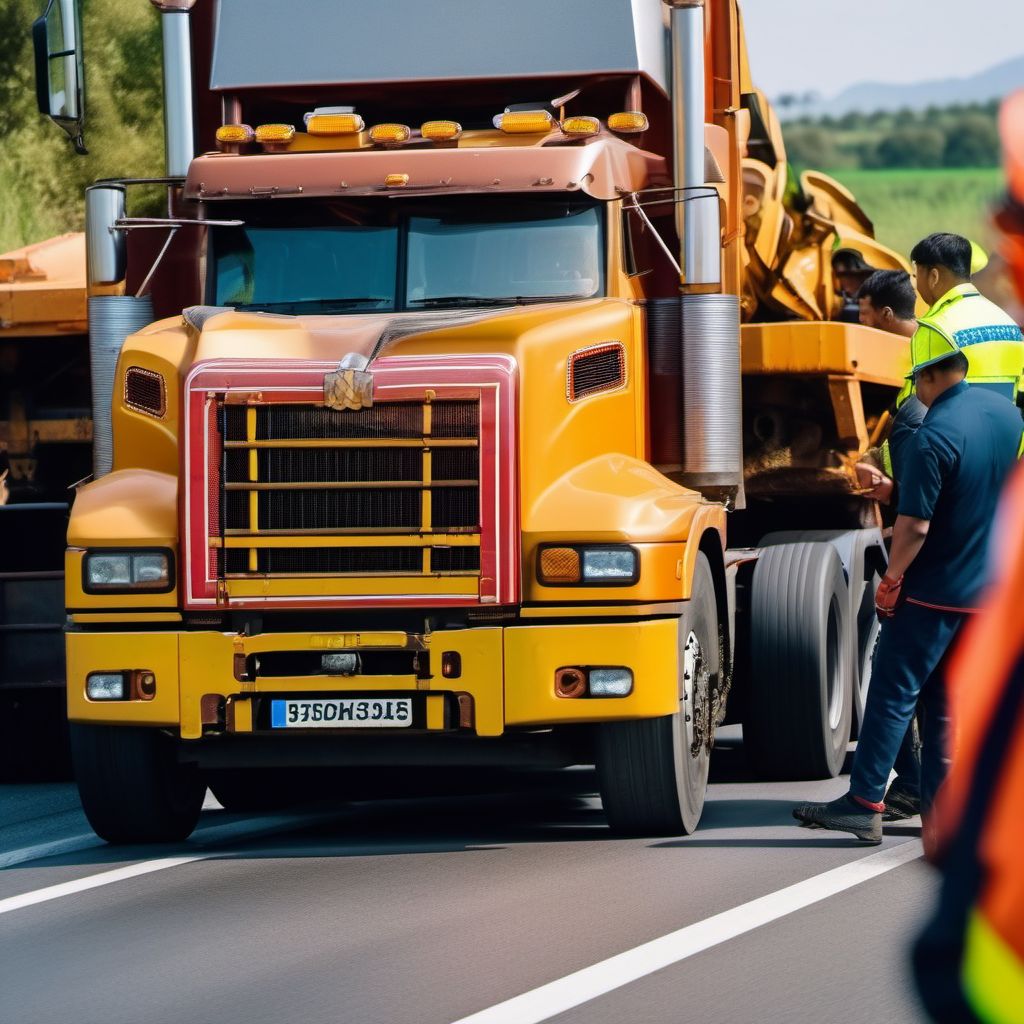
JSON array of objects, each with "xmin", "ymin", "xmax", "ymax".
[
  {"xmin": 86, "ymin": 672, "xmax": 126, "ymax": 701},
  {"xmin": 83, "ymin": 550, "xmax": 172, "ymax": 592},
  {"xmin": 581, "ymin": 548, "xmax": 637, "ymax": 581},
  {"xmin": 537, "ymin": 545, "xmax": 639, "ymax": 586}
]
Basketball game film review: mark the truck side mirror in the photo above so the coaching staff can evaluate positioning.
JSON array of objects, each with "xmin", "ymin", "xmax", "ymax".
[{"xmin": 33, "ymin": 0, "xmax": 87, "ymax": 155}]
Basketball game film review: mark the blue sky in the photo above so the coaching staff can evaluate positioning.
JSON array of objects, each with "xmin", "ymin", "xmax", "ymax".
[{"xmin": 741, "ymin": 0, "xmax": 1024, "ymax": 98}]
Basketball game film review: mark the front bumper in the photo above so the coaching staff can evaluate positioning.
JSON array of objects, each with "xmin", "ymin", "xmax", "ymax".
[{"xmin": 66, "ymin": 617, "xmax": 680, "ymax": 739}]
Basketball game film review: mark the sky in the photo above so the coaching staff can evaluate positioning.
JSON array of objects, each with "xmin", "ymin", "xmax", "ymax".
[{"xmin": 741, "ymin": 0, "xmax": 1024, "ymax": 99}]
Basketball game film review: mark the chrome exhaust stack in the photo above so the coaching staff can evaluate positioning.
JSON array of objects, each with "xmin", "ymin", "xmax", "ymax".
[
  {"xmin": 85, "ymin": 185, "xmax": 154, "ymax": 478},
  {"xmin": 663, "ymin": 0, "xmax": 743, "ymax": 502},
  {"xmin": 149, "ymin": 0, "xmax": 196, "ymax": 177}
]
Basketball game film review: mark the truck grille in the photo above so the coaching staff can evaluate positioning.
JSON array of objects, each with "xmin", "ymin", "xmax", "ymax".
[
  {"xmin": 183, "ymin": 356, "xmax": 518, "ymax": 609},
  {"xmin": 221, "ymin": 399, "xmax": 480, "ymax": 574}
]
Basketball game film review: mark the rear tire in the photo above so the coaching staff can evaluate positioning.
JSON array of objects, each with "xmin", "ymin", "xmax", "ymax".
[
  {"xmin": 597, "ymin": 553, "xmax": 719, "ymax": 836},
  {"xmin": 71, "ymin": 724, "xmax": 205, "ymax": 843},
  {"xmin": 852, "ymin": 572, "xmax": 881, "ymax": 740},
  {"xmin": 744, "ymin": 542, "xmax": 852, "ymax": 780}
]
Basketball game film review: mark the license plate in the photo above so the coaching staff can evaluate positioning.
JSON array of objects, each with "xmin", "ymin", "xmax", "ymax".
[{"xmin": 270, "ymin": 698, "xmax": 413, "ymax": 729}]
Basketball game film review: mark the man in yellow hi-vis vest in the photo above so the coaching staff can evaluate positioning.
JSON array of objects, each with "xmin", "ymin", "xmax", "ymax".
[
  {"xmin": 861, "ymin": 234, "xmax": 1024, "ymax": 491},
  {"xmin": 910, "ymin": 232, "xmax": 1024, "ymax": 402}
]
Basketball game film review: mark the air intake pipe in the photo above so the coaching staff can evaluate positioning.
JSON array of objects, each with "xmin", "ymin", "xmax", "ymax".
[
  {"xmin": 85, "ymin": 185, "xmax": 154, "ymax": 478},
  {"xmin": 663, "ymin": 0, "xmax": 743, "ymax": 502},
  {"xmin": 149, "ymin": 0, "xmax": 196, "ymax": 177}
]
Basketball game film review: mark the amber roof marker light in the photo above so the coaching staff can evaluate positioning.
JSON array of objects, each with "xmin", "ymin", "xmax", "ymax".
[
  {"xmin": 306, "ymin": 111, "xmax": 365, "ymax": 136},
  {"xmin": 494, "ymin": 110, "xmax": 555, "ymax": 135},
  {"xmin": 421, "ymin": 120, "xmax": 463, "ymax": 143},
  {"xmin": 607, "ymin": 111, "xmax": 649, "ymax": 134},
  {"xmin": 369, "ymin": 123, "xmax": 413, "ymax": 147}
]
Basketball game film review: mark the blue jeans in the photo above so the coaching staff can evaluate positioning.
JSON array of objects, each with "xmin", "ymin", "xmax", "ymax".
[
  {"xmin": 849, "ymin": 602, "xmax": 963, "ymax": 811},
  {"xmin": 893, "ymin": 718, "xmax": 921, "ymax": 796}
]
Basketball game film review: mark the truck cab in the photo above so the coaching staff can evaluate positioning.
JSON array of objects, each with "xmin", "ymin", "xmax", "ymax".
[{"xmin": 36, "ymin": 0, "xmax": 909, "ymax": 843}]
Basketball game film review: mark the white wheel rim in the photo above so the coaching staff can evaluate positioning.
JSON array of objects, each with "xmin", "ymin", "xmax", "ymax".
[{"xmin": 682, "ymin": 630, "xmax": 703, "ymax": 753}]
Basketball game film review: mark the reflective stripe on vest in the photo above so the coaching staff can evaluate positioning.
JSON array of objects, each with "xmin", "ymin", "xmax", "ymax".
[
  {"xmin": 912, "ymin": 289, "xmax": 1024, "ymax": 385},
  {"xmin": 962, "ymin": 909, "xmax": 1024, "ymax": 1024}
]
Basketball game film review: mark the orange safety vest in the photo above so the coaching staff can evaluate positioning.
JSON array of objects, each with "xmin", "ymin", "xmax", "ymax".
[{"xmin": 915, "ymin": 463, "xmax": 1024, "ymax": 1022}]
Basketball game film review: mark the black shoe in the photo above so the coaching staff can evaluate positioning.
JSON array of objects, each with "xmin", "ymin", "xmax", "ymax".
[
  {"xmin": 792, "ymin": 794, "xmax": 882, "ymax": 844},
  {"xmin": 882, "ymin": 782, "xmax": 921, "ymax": 821}
]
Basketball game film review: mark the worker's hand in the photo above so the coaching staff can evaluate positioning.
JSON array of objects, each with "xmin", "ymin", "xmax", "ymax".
[
  {"xmin": 875, "ymin": 573, "xmax": 905, "ymax": 621},
  {"xmin": 855, "ymin": 462, "xmax": 894, "ymax": 505}
]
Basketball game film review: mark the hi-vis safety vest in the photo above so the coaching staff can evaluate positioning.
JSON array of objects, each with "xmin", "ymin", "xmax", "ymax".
[
  {"xmin": 907, "ymin": 284, "xmax": 1024, "ymax": 401},
  {"xmin": 914, "ymin": 464, "xmax": 1024, "ymax": 1022},
  {"xmin": 883, "ymin": 285, "xmax": 1024, "ymax": 473}
]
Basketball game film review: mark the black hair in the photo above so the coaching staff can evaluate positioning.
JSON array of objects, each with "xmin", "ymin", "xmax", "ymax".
[
  {"xmin": 832, "ymin": 249, "xmax": 873, "ymax": 274},
  {"xmin": 910, "ymin": 233, "xmax": 972, "ymax": 280},
  {"xmin": 921, "ymin": 351, "xmax": 970, "ymax": 377},
  {"xmin": 857, "ymin": 269, "xmax": 917, "ymax": 320}
]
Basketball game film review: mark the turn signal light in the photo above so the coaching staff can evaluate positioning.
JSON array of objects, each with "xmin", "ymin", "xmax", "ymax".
[
  {"xmin": 607, "ymin": 111, "xmax": 649, "ymax": 134},
  {"xmin": 493, "ymin": 110, "xmax": 554, "ymax": 134},
  {"xmin": 216, "ymin": 123, "xmax": 254, "ymax": 149},
  {"xmin": 306, "ymin": 112, "xmax": 365, "ymax": 136},
  {"xmin": 369, "ymin": 123, "xmax": 412, "ymax": 146},
  {"xmin": 421, "ymin": 119, "xmax": 462, "ymax": 142},
  {"xmin": 133, "ymin": 670, "xmax": 157, "ymax": 700},
  {"xmin": 383, "ymin": 173, "xmax": 410, "ymax": 187},
  {"xmin": 539, "ymin": 547, "xmax": 581, "ymax": 584},
  {"xmin": 255, "ymin": 123, "xmax": 295, "ymax": 144},
  {"xmin": 560, "ymin": 116, "xmax": 600, "ymax": 137},
  {"xmin": 555, "ymin": 668, "xmax": 587, "ymax": 699}
]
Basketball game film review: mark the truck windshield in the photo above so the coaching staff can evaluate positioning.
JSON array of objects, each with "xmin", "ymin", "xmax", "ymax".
[{"xmin": 211, "ymin": 198, "xmax": 604, "ymax": 314}]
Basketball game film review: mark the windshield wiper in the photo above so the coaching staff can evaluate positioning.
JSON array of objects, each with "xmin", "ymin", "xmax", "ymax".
[
  {"xmin": 235, "ymin": 297, "xmax": 392, "ymax": 313},
  {"xmin": 407, "ymin": 293, "xmax": 591, "ymax": 308}
]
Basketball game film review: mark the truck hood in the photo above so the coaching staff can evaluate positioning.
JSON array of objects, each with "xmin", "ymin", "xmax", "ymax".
[{"xmin": 177, "ymin": 299, "xmax": 618, "ymax": 367}]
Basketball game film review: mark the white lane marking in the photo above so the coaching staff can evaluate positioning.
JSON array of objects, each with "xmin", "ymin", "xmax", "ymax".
[
  {"xmin": 0, "ymin": 856, "xmax": 204, "ymax": 915},
  {"xmin": 0, "ymin": 809, "xmax": 344, "ymax": 910},
  {"xmin": 450, "ymin": 840, "xmax": 923, "ymax": 1024},
  {"xmin": 0, "ymin": 790, "xmax": 225, "ymax": 869}
]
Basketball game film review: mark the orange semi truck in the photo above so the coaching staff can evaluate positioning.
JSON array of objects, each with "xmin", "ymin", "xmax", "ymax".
[
  {"xmin": 0, "ymin": 232, "xmax": 89, "ymax": 776},
  {"xmin": 34, "ymin": 0, "xmax": 911, "ymax": 841}
]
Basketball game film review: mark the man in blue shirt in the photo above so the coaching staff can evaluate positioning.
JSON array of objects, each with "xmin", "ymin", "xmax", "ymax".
[{"xmin": 794, "ymin": 349, "xmax": 1022, "ymax": 843}]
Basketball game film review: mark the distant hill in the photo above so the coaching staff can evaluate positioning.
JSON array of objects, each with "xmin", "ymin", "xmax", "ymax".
[{"xmin": 779, "ymin": 55, "xmax": 1024, "ymax": 120}]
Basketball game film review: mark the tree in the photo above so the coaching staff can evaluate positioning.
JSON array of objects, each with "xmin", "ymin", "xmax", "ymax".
[
  {"xmin": 0, "ymin": 0, "xmax": 163, "ymax": 251},
  {"xmin": 944, "ymin": 113, "xmax": 1000, "ymax": 167},
  {"xmin": 875, "ymin": 127, "xmax": 947, "ymax": 169},
  {"xmin": 783, "ymin": 125, "xmax": 841, "ymax": 170}
]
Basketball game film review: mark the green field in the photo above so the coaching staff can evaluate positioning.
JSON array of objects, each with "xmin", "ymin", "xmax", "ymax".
[{"xmin": 824, "ymin": 168, "xmax": 1004, "ymax": 262}]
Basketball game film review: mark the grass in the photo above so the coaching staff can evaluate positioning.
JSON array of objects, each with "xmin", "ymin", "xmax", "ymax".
[{"xmin": 822, "ymin": 167, "xmax": 1004, "ymax": 261}]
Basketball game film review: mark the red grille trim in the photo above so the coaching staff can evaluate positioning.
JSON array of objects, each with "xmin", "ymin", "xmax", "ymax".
[{"xmin": 182, "ymin": 355, "xmax": 518, "ymax": 610}]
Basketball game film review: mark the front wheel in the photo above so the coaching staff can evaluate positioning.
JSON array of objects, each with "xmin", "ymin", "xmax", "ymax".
[
  {"xmin": 597, "ymin": 553, "xmax": 720, "ymax": 836},
  {"xmin": 71, "ymin": 724, "xmax": 205, "ymax": 843}
]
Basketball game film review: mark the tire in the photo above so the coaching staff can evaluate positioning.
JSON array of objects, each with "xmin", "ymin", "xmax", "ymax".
[
  {"xmin": 206, "ymin": 769, "xmax": 299, "ymax": 813},
  {"xmin": 851, "ymin": 572, "xmax": 881, "ymax": 740},
  {"xmin": 744, "ymin": 542, "xmax": 853, "ymax": 780},
  {"xmin": 597, "ymin": 553, "xmax": 719, "ymax": 836},
  {"xmin": 71, "ymin": 724, "xmax": 205, "ymax": 844}
]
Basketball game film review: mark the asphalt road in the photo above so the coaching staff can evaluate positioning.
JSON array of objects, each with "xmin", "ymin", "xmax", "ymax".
[{"xmin": 0, "ymin": 729, "xmax": 935, "ymax": 1024}]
